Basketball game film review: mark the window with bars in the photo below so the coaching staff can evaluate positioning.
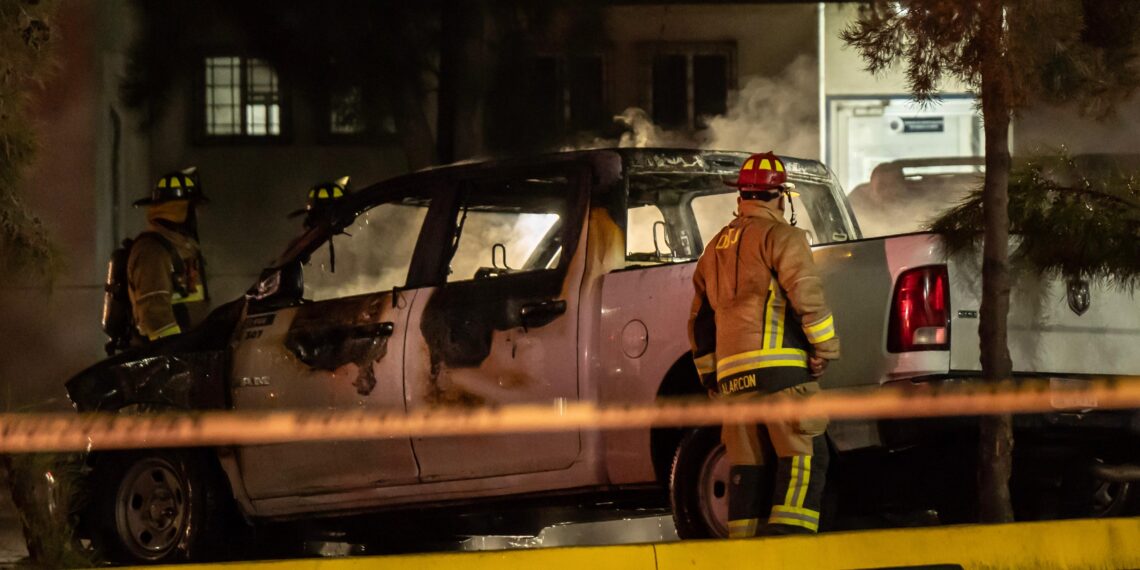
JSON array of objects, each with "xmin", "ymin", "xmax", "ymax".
[
  {"xmin": 641, "ymin": 43, "xmax": 735, "ymax": 130},
  {"xmin": 204, "ymin": 56, "xmax": 282, "ymax": 137}
]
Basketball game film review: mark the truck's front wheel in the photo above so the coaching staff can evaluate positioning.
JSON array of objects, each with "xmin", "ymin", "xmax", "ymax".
[
  {"xmin": 669, "ymin": 427, "xmax": 733, "ymax": 539},
  {"xmin": 86, "ymin": 450, "xmax": 234, "ymax": 564}
]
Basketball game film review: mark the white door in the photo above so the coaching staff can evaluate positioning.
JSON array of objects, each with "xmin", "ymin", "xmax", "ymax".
[
  {"xmin": 829, "ymin": 96, "xmax": 981, "ymax": 192},
  {"xmin": 402, "ymin": 166, "xmax": 589, "ymax": 482},
  {"xmin": 231, "ymin": 191, "xmax": 437, "ymax": 500}
]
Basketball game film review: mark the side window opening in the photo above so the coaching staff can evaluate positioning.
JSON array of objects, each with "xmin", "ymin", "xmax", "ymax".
[
  {"xmin": 302, "ymin": 197, "xmax": 432, "ymax": 301},
  {"xmin": 626, "ymin": 205, "xmax": 668, "ymax": 262},
  {"xmin": 445, "ymin": 175, "xmax": 572, "ymax": 283}
]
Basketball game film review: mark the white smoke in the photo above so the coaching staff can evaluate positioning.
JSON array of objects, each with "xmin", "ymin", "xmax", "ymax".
[
  {"xmin": 564, "ymin": 56, "xmax": 820, "ymax": 158},
  {"xmin": 614, "ymin": 108, "xmax": 691, "ymax": 148},
  {"xmin": 703, "ymin": 55, "xmax": 819, "ymax": 157}
]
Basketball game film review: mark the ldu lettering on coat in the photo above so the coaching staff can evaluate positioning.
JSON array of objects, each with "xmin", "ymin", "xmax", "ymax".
[{"xmin": 715, "ymin": 228, "xmax": 742, "ymax": 250}]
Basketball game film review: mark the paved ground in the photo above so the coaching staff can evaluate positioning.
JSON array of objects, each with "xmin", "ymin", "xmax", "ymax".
[{"xmin": 0, "ymin": 472, "xmax": 676, "ymax": 566}]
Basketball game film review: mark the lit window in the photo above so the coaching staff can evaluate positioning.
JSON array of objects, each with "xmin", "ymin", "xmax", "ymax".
[{"xmin": 204, "ymin": 56, "xmax": 282, "ymax": 137}]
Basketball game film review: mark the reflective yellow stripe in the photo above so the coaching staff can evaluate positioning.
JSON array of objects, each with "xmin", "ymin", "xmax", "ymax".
[
  {"xmin": 718, "ymin": 348, "xmax": 806, "ymax": 369},
  {"xmin": 173, "ymin": 285, "xmax": 206, "ymax": 304},
  {"xmin": 804, "ymin": 314, "xmax": 836, "ymax": 344},
  {"xmin": 764, "ymin": 283, "xmax": 787, "ymax": 350},
  {"xmin": 797, "ymin": 456, "xmax": 812, "ymax": 508},
  {"xmin": 694, "ymin": 354, "xmax": 716, "ymax": 375},
  {"xmin": 773, "ymin": 505, "xmax": 819, "ymax": 519},
  {"xmin": 805, "ymin": 315, "xmax": 833, "ymax": 334},
  {"xmin": 149, "ymin": 323, "xmax": 182, "ymax": 341},
  {"xmin": 717, "ymin": 359, "xmax": 808, "ymax": 381},
  {"xmin": 728, "ymin": 518, "xmax": 759, "ymax": 539},
  {"xmin": 769, "ymin": 505, "xmax": 820, "ymax": 532},
  {"xmin": 783, "ymin": 455, "xmax": 802, "ymax": 506}
]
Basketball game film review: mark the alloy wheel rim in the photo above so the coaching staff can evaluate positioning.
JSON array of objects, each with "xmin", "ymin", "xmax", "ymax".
[{"xmin": 114, "ymin": 457, "xmax": 189, "ymax": 560}]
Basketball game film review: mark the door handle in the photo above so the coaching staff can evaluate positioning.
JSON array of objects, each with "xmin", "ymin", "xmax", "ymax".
[
  {"xmin": 351, "ymin": 321, "xmax": 395, "ymax": 339},
  {"xmin": 519, "ymin": 300, "xmax": 566, "ymax": 330}
]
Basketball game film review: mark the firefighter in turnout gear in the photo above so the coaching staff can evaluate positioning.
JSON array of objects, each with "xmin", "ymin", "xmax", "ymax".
[
  {"xmin": 127, "ymin": 168, "xmax": 209, "ymax": 342},
  {"xmin": 688, "ymin": 152, "xmax": 840, "ymax": 537},
  {"xmin": 289, "ymin": 176, "xmax": 350, "ymax": 229}
]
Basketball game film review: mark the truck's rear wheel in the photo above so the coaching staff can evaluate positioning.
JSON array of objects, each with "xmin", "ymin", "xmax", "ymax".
[
  {"xmin": 669, "ymin": 427, "xmax": 733, "ymax": 539},
  {"xmin": 1086, "ymin": 459, "xmax": 1139, "ymax": 518}
]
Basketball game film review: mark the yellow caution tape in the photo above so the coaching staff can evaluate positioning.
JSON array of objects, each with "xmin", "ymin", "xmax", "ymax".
[
  {"xmin": 131, "ymin": 518, "xmax": 1140, "ymax": 570},
  {"xmin": 3, "ymin": 378, "xmax": 1138, "ymax": 453}
]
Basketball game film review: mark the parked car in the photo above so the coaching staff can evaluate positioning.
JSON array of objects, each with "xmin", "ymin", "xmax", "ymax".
[
  {"xmin": 66, "ymin": 148, "xmax": 1140, "ymax": 563},
  {"xmin": 847, "ymin": 156, "xmax": 984, "ymax": 238}
]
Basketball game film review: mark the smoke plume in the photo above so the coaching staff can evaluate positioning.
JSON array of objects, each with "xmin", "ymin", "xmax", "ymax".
[
  {"xmin": 568, "ymin": 55, "xmax": 821, "ymax": 158},
  {"xmin": 703, "ymin": 55, "xmax": 819, "ymax": 157}
]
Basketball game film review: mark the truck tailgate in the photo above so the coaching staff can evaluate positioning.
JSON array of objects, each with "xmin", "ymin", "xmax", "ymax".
[{"xmin": 949, "ymin": 267, "xmax": 1140, "ymax": 376}]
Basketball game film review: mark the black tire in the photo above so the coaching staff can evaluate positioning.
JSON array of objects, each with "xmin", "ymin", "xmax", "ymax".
[
  {"xmin": 1011, "ymin": 448, "xmax": 1140, "ymax": 521},
  {"xmin": 670, "ymin": 427, "xmax": 733, "ymax": 539},
  {"xmin": 1072, "ymin": 458, "xmax": 1140, "ymax": 518},
  {"xmin": 86, "ymin": 450, "xmax": 237, "ymax": 564}
]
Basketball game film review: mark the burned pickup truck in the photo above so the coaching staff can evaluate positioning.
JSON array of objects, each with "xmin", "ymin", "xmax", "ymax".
[{"xmin": 66, "ymin": 148, "xmax": 1140, "ymax": 563}]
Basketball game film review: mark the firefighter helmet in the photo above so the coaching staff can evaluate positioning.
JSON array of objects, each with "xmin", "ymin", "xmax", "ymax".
[
  {"xmin": 726, "ymin": 152, "xmax": 787, "ymax": 192},
  {"xmin": 134, "ymin": 167, "xmax": 207, "ymax": 206},
  {"xmin": 289, "ymin": 176, "xmax": 350, "ymax": 219}
]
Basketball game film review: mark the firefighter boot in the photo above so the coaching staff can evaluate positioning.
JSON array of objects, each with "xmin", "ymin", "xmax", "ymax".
[{"xmin": 762, "ymin": 434, "xmax": 829, "ymax": 535}]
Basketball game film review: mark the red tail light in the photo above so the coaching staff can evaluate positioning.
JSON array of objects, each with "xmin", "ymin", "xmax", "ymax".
[{"xmin": 888, "ymin": 265, "xmax": 950, "ymax": 352}]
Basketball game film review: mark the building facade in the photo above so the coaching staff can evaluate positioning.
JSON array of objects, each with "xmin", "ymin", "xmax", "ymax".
[{"xmin": 2, "ymin": 1, "xmax": 1136, "ymax": 411}]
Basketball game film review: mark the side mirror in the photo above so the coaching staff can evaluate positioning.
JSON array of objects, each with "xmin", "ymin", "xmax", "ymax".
[{"xmin": 247, "ymin": 261, "xmax": 303, "ymax": 310}]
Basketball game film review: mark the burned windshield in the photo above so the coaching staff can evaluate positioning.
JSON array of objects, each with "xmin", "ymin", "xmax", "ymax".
[{"xmin": 626, "ymin": 173, "xmax": 850, "ymax": 264}]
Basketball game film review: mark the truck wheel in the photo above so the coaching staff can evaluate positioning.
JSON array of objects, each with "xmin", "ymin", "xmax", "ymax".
[
  {"xmin": 669, "ymin": 427, "xmax": 731, "ymax": 539},
  {"xmin": 1087, "ymin": 459, "xmax": 1140, "ymax": 518},
  {"xmin": 87, "ymin": 450, "xmax": 232, "ymax": 564}
]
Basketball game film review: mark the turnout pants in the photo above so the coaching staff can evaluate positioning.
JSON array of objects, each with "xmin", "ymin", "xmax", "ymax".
[{"xmin": 722, "ymin": 381, "xmax": 829, "ymax": 537}]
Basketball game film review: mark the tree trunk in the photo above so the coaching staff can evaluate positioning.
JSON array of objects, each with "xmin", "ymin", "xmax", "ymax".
[{"xmin": 977, "ymin": 0, "xmax": 1015, "ymax": 524}]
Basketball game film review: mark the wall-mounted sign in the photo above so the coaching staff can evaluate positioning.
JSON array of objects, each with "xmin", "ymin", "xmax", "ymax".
[{"xmin": 902, "ymin": 117, "xmax": 945, "ymax": 133}]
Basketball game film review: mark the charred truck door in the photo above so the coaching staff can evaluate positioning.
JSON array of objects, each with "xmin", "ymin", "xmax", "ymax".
[
  {"xmin": 403, "ymin": 165, "xmax": 589, "ymax": 481},
  {"xmin": 230, "ymin": 187, "xmax": 442, "ymax": 501}
]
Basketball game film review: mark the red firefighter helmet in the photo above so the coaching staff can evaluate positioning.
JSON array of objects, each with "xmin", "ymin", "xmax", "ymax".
[{"xmin": 726, "ymin": 151, "xmax": 787, "ymax": 192}]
